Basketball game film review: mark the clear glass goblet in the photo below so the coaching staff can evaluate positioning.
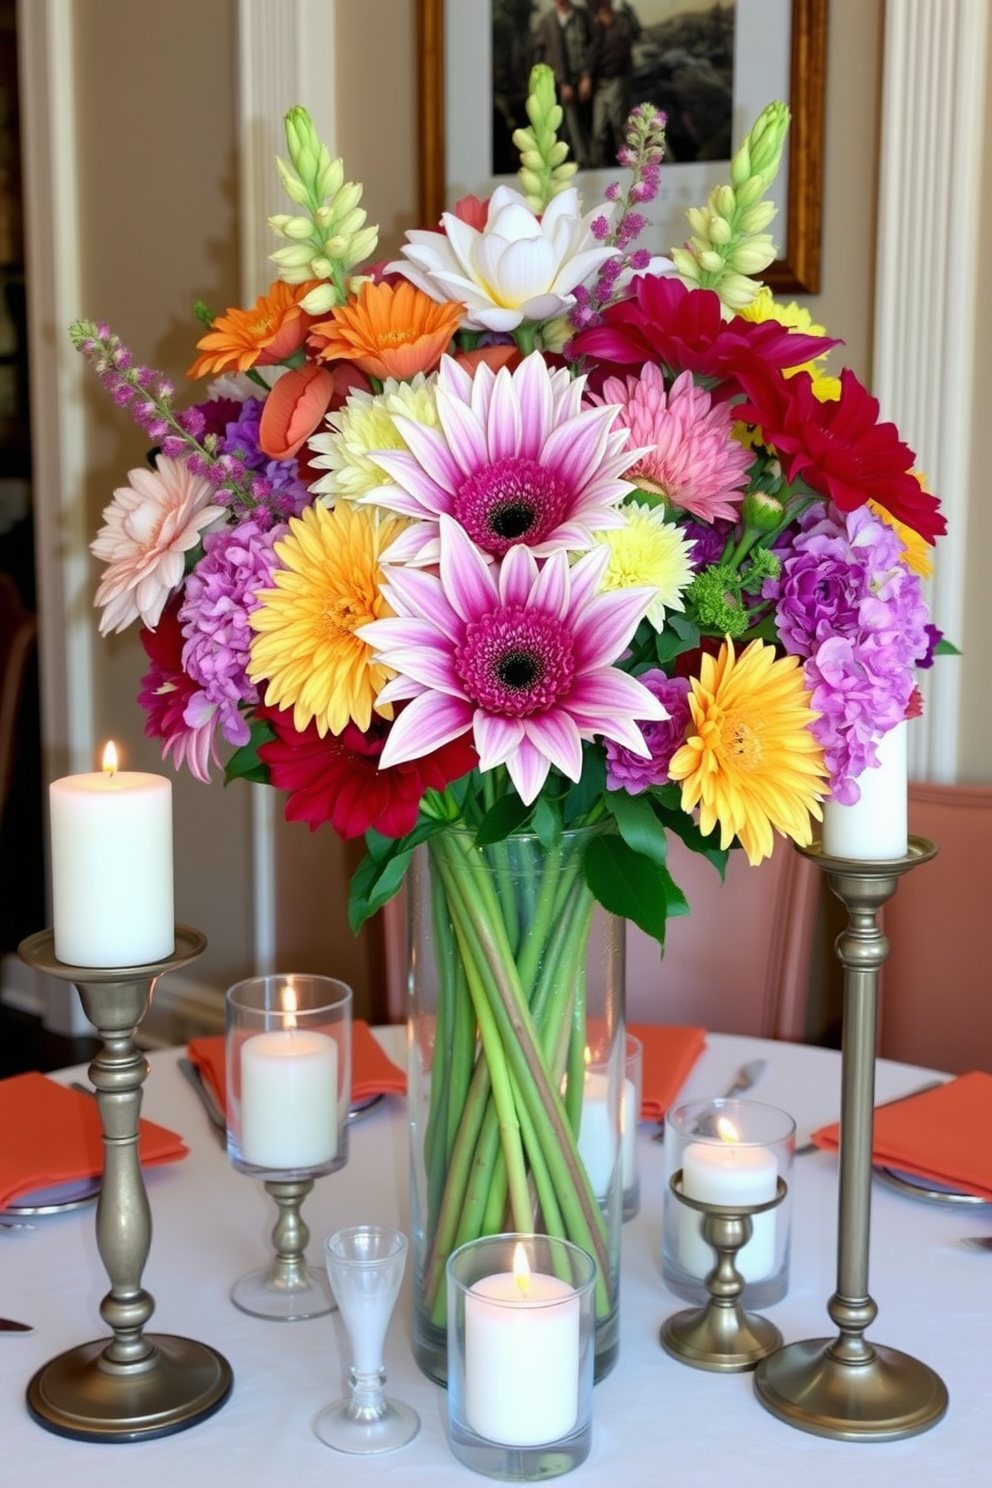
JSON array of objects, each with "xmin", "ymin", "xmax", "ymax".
[{"xmin": 316, "ymin": 1225, "xmax": 420, "ymax": 1454}]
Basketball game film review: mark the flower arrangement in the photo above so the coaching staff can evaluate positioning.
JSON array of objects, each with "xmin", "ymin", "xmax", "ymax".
[
  {"xmin": 71, "ymin": 72, "xmax": 948, "ymax": 1368},
  {"xmin": 71, "ymin": 75, "xmax": 945, "ymax": 941}
]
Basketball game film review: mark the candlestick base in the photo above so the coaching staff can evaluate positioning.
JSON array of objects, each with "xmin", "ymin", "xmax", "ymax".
[
  {"xmin": 661, "ymin": 1173, "xmax": 786, "ymax": 1372},
  {"xmin": 17, "ymin": 926, "xmax": 235, "ymax": 1440},
  {"xmin": 26, "ymin": 1334, "xmax": 233, "ymax": 1443},
  {"xmin": 230, "ymin": 1178, "xmax": 334, "ymax": 1320},
  {"xmin": 753, "ymin": 1337, "xmax": 947, "ymax": 1442}
]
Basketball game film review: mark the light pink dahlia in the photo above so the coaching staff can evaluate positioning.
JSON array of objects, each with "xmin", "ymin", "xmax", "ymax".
[
  {"xmin": 599, "ymin": 366, "xmax": 752, "ymax": 523},
  {"xmin": 361, "ymin": 353, "xmax": 640, "ymax": 566},
  {"xmin": 91, "ymin": 455, "xmax": 225, "ymax": 634},
  {"xmin": 358, "ymin": 514, "xmax": 665, "ymax": 805}
]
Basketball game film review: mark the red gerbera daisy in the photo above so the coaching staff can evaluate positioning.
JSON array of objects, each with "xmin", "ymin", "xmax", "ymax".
[
  {"xmin": 256, "ymin": 704, "xmax": 477, "ymax": 839},
  {"xmin": 735, "ymin": 364, "xmax": 946, "ymax": 544},
  {"xmin": 138, "ymin": 602, "xmax": 221, "ymax": 783}
]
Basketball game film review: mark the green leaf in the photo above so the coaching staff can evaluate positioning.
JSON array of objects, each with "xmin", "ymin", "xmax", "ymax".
[
  {"xmin": 604, "ymin": 790, "xmax": 669, "ymax": 867},
  {"xmin": 659, "ymin": 805, "xmax": 730, "ymax": 880},
  {"xmin": 475, "ymin": 793, "xmax": 533, "ymax": 846},
  {"xmin": 583, "ymin": 834, "xmax": 687, "ymax": 946},
  {"xmin": 562, "ymin": 747, "xmax": 606, "ymax": 824},
  {"xmin": 653, "ymin": 614, "xmax": 700, "ymax": 665},
  {"xmin": 348, "ymin": 818, "xmax": 448, "ymax": 932},
  {"xmin": 532, "ymin": 794, "xmax": 562, "ymax": 850},
  {"xmin": 933, "ymin": 637, "xmax": 960, "ymax": 657},
  {"xmin": 223, "ymin": 714, "xmax": 276, "ymax": 787}
]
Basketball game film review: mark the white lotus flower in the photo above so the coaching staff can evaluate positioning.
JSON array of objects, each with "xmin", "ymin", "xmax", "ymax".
[{"xmin": 388, "ymin": 185, "xmax": 620, "ymax": 334}]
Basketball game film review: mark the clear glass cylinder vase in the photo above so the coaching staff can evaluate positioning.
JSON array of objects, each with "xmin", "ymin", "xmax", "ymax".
[{"xmin": 406, "ymin": 826, "xmax": 624, "ymax": 1385}]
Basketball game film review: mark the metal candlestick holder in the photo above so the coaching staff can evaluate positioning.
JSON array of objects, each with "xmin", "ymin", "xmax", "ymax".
[
  {"xmin": 661, "ymin": 1170, "xmax": 787, "ymax": 1371},
  {"xmin": 230, "ymin": 1177, "xmax": 334, "ymax": 1319},
  {"xmin": 17, "ymin": 927, "xmax": 234, "ymax": 1442},
  {"xmin": 753, "ymin": 838, "xmax": 948, "ymax": 1441}
]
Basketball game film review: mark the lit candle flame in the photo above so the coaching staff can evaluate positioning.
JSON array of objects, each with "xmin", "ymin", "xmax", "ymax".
[
  {"xmin": 102, "ymin": 741, "xmax": 118, "ymax": 777},
  {"xmin": 512, "ymin": 1242, "xmax": 531, "ymax": 1298},
  {"xmin": 281, "ymin": 979, "xmax": 298, "ymax": 1031},
  {"xmin": 716, "ymin": 1116, "xmax": 739, "ymax": 1144}
]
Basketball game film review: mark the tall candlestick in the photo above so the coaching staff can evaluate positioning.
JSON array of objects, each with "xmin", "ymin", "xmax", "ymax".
[
  {"xmin": 822, "ymin": 719, "xmax": 908, "ymax": 860},
  {"xmin": 464, "ymin": 1243, "xmax": 580, "ymax": 1447},
  {"xmin": 50, "ymin": 742, "xmax": 174, "ymax": 967}
]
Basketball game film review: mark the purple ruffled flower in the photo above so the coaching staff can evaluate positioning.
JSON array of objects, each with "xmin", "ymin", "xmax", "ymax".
[
  {"xmin": 219, "ymin": 397, "xmax": 310, "ymax": 518},
  {"xmin": 604, "ymin": 670, "xmax": 691, "ymax": 792},
  {"xmin": 764, "ymin": 503, "xmax": 931, "ymax": 802},
  {"xmin": 178, "ymin": 517, "xmax": 287, "ymax": 748}
]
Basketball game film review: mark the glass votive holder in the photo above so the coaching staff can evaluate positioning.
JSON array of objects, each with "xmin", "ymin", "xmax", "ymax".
[
  {"xmin": 446, "ymin": 1233, "xmax": 596, "ymax": 1481},
  {"xmin": 225, "ymin": 973, "xmax": 353, "ymax": 1180},
  {"xmin": 662, "ymin": 1098, "xmax": 795, "ymax": 1308},
  {"xmin": 622, "ymin": 1034, "xmax": 642, "ymax": 1221}
]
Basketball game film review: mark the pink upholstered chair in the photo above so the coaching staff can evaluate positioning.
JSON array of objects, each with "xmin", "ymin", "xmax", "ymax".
[
  {"xmin": 877, "ymin": 781, "xmax": 992, "ymax": 1074},
  {"xmin": 381, "ymin": 834, "xmax": 821, "ymax": 1039},
  {"xmin": 626, "ymin": 834, "xmax": 820, "ymax": 1038}
]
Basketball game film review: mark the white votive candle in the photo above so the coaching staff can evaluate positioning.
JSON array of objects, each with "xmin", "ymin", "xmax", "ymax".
[
  {"xmin": 50, "ymin": 742, "xmax": 174, "ymax": 967},
  {"xmin": 679, "ymin": 1130, "xmax": 777, "ymax": 1282},
  {"xmin": 576, "ymin": 1069, "xmax": 616, "ymax": 1198},
  {"xmin": 822, "ymin": 719, "xmax": 908, "ymax": 860},
  {"xmin": 465, "ymin": 1247, "xmax": 580, "ymax": 1447},
  {"xmin": 240, "ymin": 1028, "xmax": 338, "ymax": 1170},
  {"xmin": 621, "ymin": 1075, "xmax": 637, "ymax": 1191}
]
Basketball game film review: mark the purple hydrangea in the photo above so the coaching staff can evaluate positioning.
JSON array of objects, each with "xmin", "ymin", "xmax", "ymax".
[
  {"xmin": 178, "ymin": 517, "xmax": 288, "ymax": 747},
  {"xmin": 220, "ymin": 397, "xmax": 310, "ymax": 519},
  {"xmin": 764, "ymin": 503, "xmax": 931, "ymax": 802},
  {"xmin": 604, "ymin": 670, "xmax": 691, "ymax": 793}
]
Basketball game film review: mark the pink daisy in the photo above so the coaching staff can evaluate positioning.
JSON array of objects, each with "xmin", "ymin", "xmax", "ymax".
[
  {"xmin": 361, "ymin": 352, "xmax": 640, "ymax": 566},
  {"xmin": 91, "ymin": 455, "xmax": 225, "ymax": 634},
  {"xmin": 598, "ymin": 366, "xmax": 752, "ymax": 523},
  {"xmin": 358, "ymin": 514, "xmax": 666, "ymax": 805}
]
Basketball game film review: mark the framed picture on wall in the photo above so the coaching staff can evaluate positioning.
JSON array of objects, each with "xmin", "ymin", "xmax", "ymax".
[{"xmin": 417, "ymin": 0, "xmax": 825, "ymax": 293}]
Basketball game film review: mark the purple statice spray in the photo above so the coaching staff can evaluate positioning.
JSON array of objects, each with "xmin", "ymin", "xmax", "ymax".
[
  {"xmin": 69, "ymin": 319, "xmax": 285, "ymax": 516},
  {"xmin": 566, "ymin": 103, "xmax": 667, "ymax": 340}
]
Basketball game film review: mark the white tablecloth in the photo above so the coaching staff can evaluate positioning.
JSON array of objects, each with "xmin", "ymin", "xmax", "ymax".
[{"xmin": 1, "ymin": 1031, "xmax": 986, "ymax": 1485}]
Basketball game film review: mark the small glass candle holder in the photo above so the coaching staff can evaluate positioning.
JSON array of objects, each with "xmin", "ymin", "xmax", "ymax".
[
  {"xmin": 621, "ymin": 1033, "xmax": 642, "ymax": 1221},
  {"xmin": 225, "ymin": 973, "xmax": 352, "ymax": 1320},
  {"xmin": 574, "ymin": 1020, "xmax": 624, "ymax": 1216},
  {"xmin": 662, "ymin": 1098, "xmax": 795, "ymax": 1309},
  {"xmin": 446, "ymin": 1233, "xmax": 596, "ymax": 1481}
]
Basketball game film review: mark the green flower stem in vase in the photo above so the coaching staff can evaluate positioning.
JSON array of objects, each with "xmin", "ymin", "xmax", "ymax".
[{"xmin": 407, "ymin": 826, "xmax": 624, "ymax": 1384}]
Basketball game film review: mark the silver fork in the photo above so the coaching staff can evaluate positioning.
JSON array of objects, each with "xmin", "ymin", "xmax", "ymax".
[{"xmin": 653, "ymin": 1057, "xmax": 767, "ymax": 1140}]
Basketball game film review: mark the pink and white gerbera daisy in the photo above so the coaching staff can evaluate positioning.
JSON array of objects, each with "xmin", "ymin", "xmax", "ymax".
[
  {"xmin": 91, "ymin": 455, "xmax": 225, "ymax": 634},
  {"xmin": 358, "ymin": 515, "xmax": 666, "ymax": 805},
  {"xmin": 361, "ymin": 352, "xmax": 640, "ymax": 566},
  {"xmin": 599, "ymin": 366, "xmax": 752, "ymax": 524}
]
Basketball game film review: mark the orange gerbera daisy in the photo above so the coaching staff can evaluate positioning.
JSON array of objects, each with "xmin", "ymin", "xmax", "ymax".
[
  {"xmin": 309, "ymin": 279, "xmax": 464, "ymax": 381},
  {"xmin": 187, "ymin": 280, "xmax": 322, "ymax": 378}
]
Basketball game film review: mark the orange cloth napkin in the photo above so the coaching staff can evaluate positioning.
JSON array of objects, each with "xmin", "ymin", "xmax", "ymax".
[
  {"xmin": 0, "ymin": 1070, "xmax": 189, "ymax": 1211},
  {"xmin": 629, "ymin": 1023, "xmax": 707, "ymax": 1122},
  {"xmin": 187, "ymin": 1018, "xmax": 407, "ymax": 1111},
  {"xmin": 809, "ymin": 1070, "xmax": 992, "ymax": 1201}
]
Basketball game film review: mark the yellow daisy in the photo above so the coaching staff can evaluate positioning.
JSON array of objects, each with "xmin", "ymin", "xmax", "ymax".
[
  {"xmin": 739, "ymin": 285, "xmax": 838, "ymax": 396},
  {"xmin": 248, "ymin": 502, "xmax": 406, "ymax": 736},
  {"xmin": 596, "ymin": 502, "xmax": 695, "ymax": 631},
  {"xmin": 667, "ymin": 638, "xmax": 827, "ymax": 866}
]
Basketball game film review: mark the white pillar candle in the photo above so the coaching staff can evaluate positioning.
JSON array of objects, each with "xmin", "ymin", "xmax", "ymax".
[
  {"xmin": 50, "ymin": 743, "xmax": 174, "ymax": 967},
  {"xmin": 240, "ymin": 1028, "xmax": 338, "ymax": 1170},
  {"xmin": 576, "ymin": 1069, "xmax": 616, "ymax": 1199},
  {"xmin": 620, "ymin": 1076, "xmax": 637, "ymax": 1191},
  {"xmin": 465, "ymin": 1248, "xmax": 580, "ymax": 1447},
  {"xmin": 822, "ymin": 719, "xmax": 908, "ymax": 860},
  {"xmin": 679, "ymin": 1133, "xmax": 777, "ymax": 1282}
]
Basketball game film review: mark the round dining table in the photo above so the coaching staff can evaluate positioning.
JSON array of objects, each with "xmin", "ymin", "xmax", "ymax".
[{"xmin": 1, "ymin": 1028, "xmax": 986, "ymax": 1485}]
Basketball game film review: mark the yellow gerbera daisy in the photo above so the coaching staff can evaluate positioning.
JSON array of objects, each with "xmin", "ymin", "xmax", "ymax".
[
  {"xmin": 248, "ymin": 502, "xmax": 406, "ymax": 737},
  {"xmin": 596, "ymin": 502, "xmax": 695, "ymax": 631},
  {"xmin": 668, "ymin": 638, "xmax": 827, "ymax": 866}
]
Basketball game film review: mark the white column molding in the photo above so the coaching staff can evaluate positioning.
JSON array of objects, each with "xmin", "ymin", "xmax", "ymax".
[
  {"xmin": 17, "ymin": 0, "xmax": 93, "ymax": 779},
  {"xmin": 873, "ymin": 0, "xmax": 988, "ymax": 781},
  {"xmin": 235, "ymin": 0, "xmax": 339, "ymax": 970}
]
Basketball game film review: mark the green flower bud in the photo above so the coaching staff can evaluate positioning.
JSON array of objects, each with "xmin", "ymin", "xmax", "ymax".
[
  {"xmin": 741, "ymin": 489, "xmax": 786, "ymax": 534},
  {"xmin": 270, "ymin": 242, "xmax": 317, "ymax": 270},
  {"xmin": 719, "ymin": 272, "xmax": 761, "ymax": 309},
  {"xmin": 299, "ymin": 282, "xmax": 342, "ymax": 315},
  {"xmin": 730, "ymin": 140, "xmax": 751, "ymax": 189},
  {"xmin": 728, "ymin": 237, "xmax": 776, "ymax": 274},
  {"xmin": 737, "ymin": 200, "xmax": 778, "ymax": 235},
  {"xmin": 708, "ymin": 217, "xmax": 732, "ymax": 246},
  {"xmin": 748, "ymin": 101, "xmax": 790, "ymax": 178},
  {"xmin": 699, "ymin": 249, "xmax": 724, "ymax": 273},
  {"xmin": 713, "ymin": 183, "xmax": 737, "ymax": 220}
]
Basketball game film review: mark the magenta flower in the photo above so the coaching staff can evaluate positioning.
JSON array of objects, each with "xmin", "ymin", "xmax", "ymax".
[
  {"xmin": 358, "ymin": 515, "xmax": 665, "ymax": 805},
  {"xmin": 596, "ymin": 366, "xmax": 752, "ymax": 522},
  {"xmin": 361, "ymin": 352, "xmax": 639, "ymax": 565},
  {"xmin": 137, "ymin": 605, "xmax": 222, "ymax": 784}
]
